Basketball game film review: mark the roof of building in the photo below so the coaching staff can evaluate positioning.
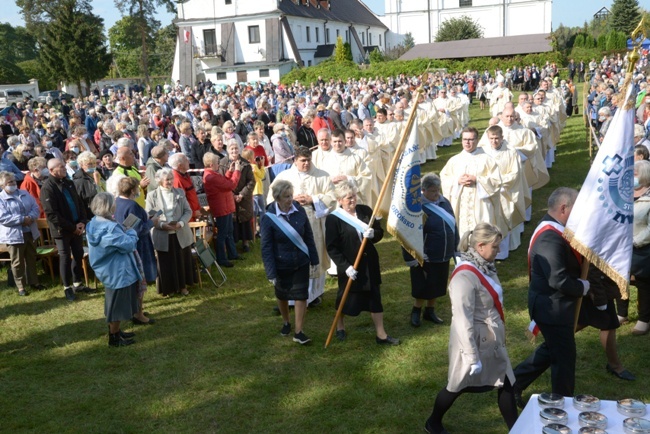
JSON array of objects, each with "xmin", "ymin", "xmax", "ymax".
[
  {"xmin": 314, "ymin": 44, "xmax": 336, "ymax": 58},
  {"xmin": 278, "ymin": 0, "xmax": 387, "ymax": 29},
  {"xmin": 399, "ymin": 33, "xmax": 553, "ymax": 61}
]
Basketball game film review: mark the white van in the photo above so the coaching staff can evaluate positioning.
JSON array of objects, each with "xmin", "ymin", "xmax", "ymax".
[{"xmin": 0, "ymin": 89, "xmax": 33, "ymax": 109}]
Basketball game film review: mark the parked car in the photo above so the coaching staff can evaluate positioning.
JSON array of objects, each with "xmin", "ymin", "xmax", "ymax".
[
  {"xmin": 37, "ymin": 90, "xmax": 74, "ymax": 105},
  {"xmin": 0, "ymin": 89, "xmax": 33, "ymax": 109}
]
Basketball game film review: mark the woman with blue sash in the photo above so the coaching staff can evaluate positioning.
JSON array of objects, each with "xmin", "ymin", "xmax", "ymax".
[
  {"xmin": 261, "ymin": 180, "xmax": 319, "ymax": 345},
  {"xmin": 403, "ymin": 173, "xmax": 459, "ymax": 327},
  {"xmin": 325, "ymin": 181, "xmax": 399, "ymax": 345}
]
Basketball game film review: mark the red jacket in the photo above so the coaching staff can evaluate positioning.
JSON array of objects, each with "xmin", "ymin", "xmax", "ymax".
[
  {"xmin": 203, "ymin": 168, "xmax": 241, "ymax": 218},
  {"xmin": 245, "ymin": 144, "xmax": 269, "ymax": 167},
  {"xmin": 311, "ymin": 116, "xmax": 334, "ymax": 132},
  {"xmin": 172, "ymin": 169, "xmax": 200, "ymax": 220},
  {"xmin": 21, "ymin": 173, "xmax": 45, "ymax": 218}
]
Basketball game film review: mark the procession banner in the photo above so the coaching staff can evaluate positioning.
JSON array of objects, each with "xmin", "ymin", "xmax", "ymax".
[
  {"xmin": 387, "ymin": 119, "xmax": 424, "ymax": 265},
  {"xmin": 563, "ymin": 82, "xmax": 636, "ymax": 297}
]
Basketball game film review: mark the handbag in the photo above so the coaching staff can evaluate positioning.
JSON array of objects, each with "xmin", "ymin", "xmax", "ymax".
[{"xmin": 630, "ymin": 244, "xmax": 650, "ymax": 280}]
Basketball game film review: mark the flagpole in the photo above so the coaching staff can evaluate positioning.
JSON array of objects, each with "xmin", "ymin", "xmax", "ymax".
[{"xmin": 324, "ymin": 78, "xmax": 427, "ymax": 348}]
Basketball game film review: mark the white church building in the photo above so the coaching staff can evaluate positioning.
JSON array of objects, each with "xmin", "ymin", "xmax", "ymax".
[
  {"xmin": 382, "ymin": 0, "xmax": 553, "ymax": 46},
  {"xmin": 172, "ymin": 0, "xmax": 388, "ymax": 86}
]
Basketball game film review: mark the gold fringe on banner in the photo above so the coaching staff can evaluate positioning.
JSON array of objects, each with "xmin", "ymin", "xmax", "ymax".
[
  {"xmin": 387, "ymin": 224, "xmax": 424, "ymax": 266},
  {"xmin": 563, "ymin": 227, "xmax": 630, "ymax": 300}
]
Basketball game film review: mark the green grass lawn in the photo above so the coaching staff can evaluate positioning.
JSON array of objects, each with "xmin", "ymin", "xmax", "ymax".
[{"xmin": 1, "ymin": 100, "xmax": 648, "ymax": 434}]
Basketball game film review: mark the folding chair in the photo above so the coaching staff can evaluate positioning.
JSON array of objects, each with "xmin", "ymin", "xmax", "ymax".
[{"xmin": 189, "ymin": 220, "xmax": 226, "ymax": 288}]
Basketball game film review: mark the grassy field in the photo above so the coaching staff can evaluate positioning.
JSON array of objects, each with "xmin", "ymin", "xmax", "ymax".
[{"xmin": 1, "ymin": 100, "xmax": 648, "ymax": 434}]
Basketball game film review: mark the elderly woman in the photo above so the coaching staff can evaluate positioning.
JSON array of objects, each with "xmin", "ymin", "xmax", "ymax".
[
  {"xmin": 254, "ymin": 120, "xmax": 274, "ymax": 162},
  {"xmin": 222, "ymin": 120, "xmax": 243, "ymax": 150},
  {"xmin": 225, "ymin": 140, "xmax": 255, "ymax": 253},
  {"xmin": 597, "ymin": 106, "xmax": 612, "ymax": 142},
  {"xmin": 136, "ymin": 124, "xmax": 156, "ymax": 167},
  {"xmin": 203, "ymin": 152, "xmax": 242, "ymax": 267},
  {"xmin": 115, "ymin": 177, "xmax": 157, "ymax": 325},
  {"xmin": 271, "ymin": 123, "xmax": 295, "ymax": 164},
  {"xmin": 169, "ymin": 152, "xmax": 201, "ymax": 220},
  {"xmin": 0, "ymin": 171, "xmax": 44, "ymax": 296},
  {"xmin": 620, "ymin": 160, "xmax": 650, "ymax": 335},
  {"xmin": 403, "ymin": 173, "xmax": 459, "ymax": 327},
  {"xmin": 145, "ymin": 167, "xmax": 195, "ymax": 296},
  {"xmin": 21, "ymin": 156, "xmax": 48, "ymax": 218},
  {"xmin": 297, "ymin": 112, "xmax": 317, "ymax": 149},
  {"xmin": 325, "ymin": 181, "xmax": 398, "ymax": 345},
  {"xmin": 178, "ymin": 121, "xmax": 196, "ymax": 160},
  {"xmin": 261, "ymin": 179, "xmax": 319, "ymax": 345},
  {"xmin": 424, "ymin": 223, "xmax": 517, "ymax": 434},
  {"xmin": 86, "ymin": 192, "xmax": 139, "ymax": 347},
  {"xmin": 209, "ymin": 129, "xmax": 226, "ymax": 159},
  {"xmin": 9, "ymin": 143, "xmax": 33, "ymax": 172},
  {"xmin": 73, "ymin": 151, "xmax": 104, "ymax": 218}
]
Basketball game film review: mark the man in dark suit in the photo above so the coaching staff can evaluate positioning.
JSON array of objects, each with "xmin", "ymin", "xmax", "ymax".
[
  {"xmin": 329, "ymin": 103, "xmax": 345, "ymax": 131},
  {"xmin": 513, "ymin": 187, "xmax": 589, "ymax": 403}
]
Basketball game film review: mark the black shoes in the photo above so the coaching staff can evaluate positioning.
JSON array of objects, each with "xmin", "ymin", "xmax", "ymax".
[
  {"xmin": 376, "ymin": 335, "xmax": 400, "ymax": 346},
  {"xmin": 64, "ymin": 287, "xmax": 76, "ymax": 301},
  {"xmin": 30, "ymin": 284, "xmax": 47, "ymax": 291},
  {"xmin": 74, "ymin": 284, "xmax": 97, "ymax": 294},
  {"xmin": 280, "ymin": 322, "xmax": 291, "ymax": 336},
  {"xmin": 293, "ymin": 331, "xmax": 311, "ymax": 345},
  {"xmin": 411, "ymin": 307, "xmax": 422, "ymax": 327},
  {"xmin": 132, "ymin": 317, "xmax": 156, "ymax": 325},
  {"xmin": 219, "ymin": 262, "xmax": 234, "ymax": 268},
  {"xmin": 336, "ymin": 329, "xmax": 346, "ymax": 341},
  {"xmin": 109, "ymin": 332, "xmax": 134, "ymax": 347},
  {"xmin": 119, "ymin": 330, "xmax": 135, "ymax": 339},
  {"xmin": 424, "ymin": 420, "xmax": 449, "ymax": 434},
  {"xmin": 308, "ymin": 297, "xmax": 322, "ymax": 308},
  {"xmin": 606, "ymin": 363, "xmax": 636, "ymax": 381},
  {"xmin": 423, "ymin": 307, "xmax": 444, "ymax": 324}
]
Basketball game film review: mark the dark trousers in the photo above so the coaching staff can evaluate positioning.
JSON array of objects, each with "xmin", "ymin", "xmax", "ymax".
[
  {"xmin": 617, "ymin": 278, "xmax": 650, "ymax": 322},
  {"xmin": 55, "ymin": 234, "xmax": 84, "ymax": 287},
  {"xmin": 513, "ymin": 322, "xmax": 576, "ymax": 397},
  {"xmin": 214, "ymin": 213, "xmax": 237, "ymax": 264}
]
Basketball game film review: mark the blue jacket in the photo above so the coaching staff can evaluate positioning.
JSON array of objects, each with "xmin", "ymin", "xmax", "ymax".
[
  {"xmin": 261, "ymin": 201, "xmax": 318, "ymax": 280},
  {"xmin": 0, "ymin": 157, "xmax": 24, "ymax": 182},
  {"xmin": 86, "ymin": 216, "xmax": 141, "ymax": 290},
  {"xmin": 0, "ymin": 189, "xmax": 40, "ymax": 244}
]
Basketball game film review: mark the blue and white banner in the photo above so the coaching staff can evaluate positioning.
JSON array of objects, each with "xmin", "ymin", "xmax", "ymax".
[
  {"xmin": 387, "ymin": 119, "xmax": 424, "ymax": 265},
  {"xmin": 564, "ymin": 81, "xmax": 636, "ymax": 297}
]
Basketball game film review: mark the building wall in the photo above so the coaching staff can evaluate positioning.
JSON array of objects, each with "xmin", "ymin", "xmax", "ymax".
[
  {"xmin": 177, "ymin": 0, "xmax": 278, "ymax": 20},
  {"xmin": 382, "ymin": 0, "xmax": 552, "ymax": 46}
]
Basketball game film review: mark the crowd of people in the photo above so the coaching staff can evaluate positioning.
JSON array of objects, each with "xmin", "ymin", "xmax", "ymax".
[{"xmin": 1, "ymin": 49, "xmax": 650, "ymax": 430}]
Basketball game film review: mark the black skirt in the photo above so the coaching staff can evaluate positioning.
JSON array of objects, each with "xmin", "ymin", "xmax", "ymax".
[
  {"xmin": 105, "ymin": 281, "xmax": 139, "ymax": 322},
  {"xmin": 410, "ymin": 261, "xmax": 451, "ymax": 300},
  {"xmin": 335, "ymin": 278, "xmax": 383, "ymax": 316},
  {"xmin": 156, "ymin": 234, "xmax": 196, "ymax": 295},
  {"xmin": 275, "ymin": 264, "xmax": 309, "ymax": 301},
  {"xmin": 578, "ymin": 296, "xmax": 620, "ymax": 331}
]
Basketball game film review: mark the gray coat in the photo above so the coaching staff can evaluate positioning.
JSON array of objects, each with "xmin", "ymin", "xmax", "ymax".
[
  {"xmin": 145, "ymin": 187, "xmax": 193, "ymax": 252},
  {"xmin": 446, "ymin": 266, "xmax": 514, "ymax": 393}
]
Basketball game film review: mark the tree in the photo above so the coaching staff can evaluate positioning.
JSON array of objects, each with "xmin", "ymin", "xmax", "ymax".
[
  {"xmin": 114, "ymin": 0, "xmax": 176, "ymax": 84},
  {"xmin": 149, "ymin": 24, "xmax": 177, "ymax": 77},
  {"xmin": 403, "ymin": 32, "xmax": 415, "ymax": 49},
  {"xmin": 334, "ymin": 36, "xmax": 352, "ymax": 63},
  {"xmin": 434, "ymin": 16, "xmax": 483, "ymax": 42},
  {"xmin": 610, "ymin": 0, "xmax": 642, "ymax": 36},
  {"xmin": 38, "ymin": 0, "xmax": 111, "ymax": 95},
  {"xmin": 17, "ymin": 60, "xmax": 56, "ymax": 90},
  {"xmin": 369, "ymin": 47, "xmax": 384, "ymax": 64},
  {"xmin": 109, "ymin": 16, "xmax": 153, "ymax": 77}
]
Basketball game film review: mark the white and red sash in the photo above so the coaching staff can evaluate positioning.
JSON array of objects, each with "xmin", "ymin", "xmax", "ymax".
[
  {"xmin": 451, "ymin": 261, "xmax": 505, "ymax": 323},
  {"xmin": 526, "ymin": 220, "xmax": 583, "ymax": 337}
]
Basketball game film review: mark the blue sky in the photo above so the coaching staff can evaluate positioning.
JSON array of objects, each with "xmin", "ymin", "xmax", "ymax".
[{"xmin": 2, "ymin": 0, "xmax": 638, "ymax": 34}]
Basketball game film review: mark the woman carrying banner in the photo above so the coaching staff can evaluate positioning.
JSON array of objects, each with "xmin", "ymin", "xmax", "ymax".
[
  {"xmin": 260, "ymin": 180, "xmax": 319, "ymax": 345},
  {"xmin": 325, "ymin": 180, "xmax": 399, "ymax": 345},
  {"xmin": 403, "ymin": 173, "xmax": 459, "ymax": 327},
  {"xmin": 424, "ymin": 223, "xmax": 517, "ymax": 434}
]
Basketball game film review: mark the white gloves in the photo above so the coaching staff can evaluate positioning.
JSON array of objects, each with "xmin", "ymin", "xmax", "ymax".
[
  {"xmin": 405, "ymin": 260, "xmax": 419, "ymax": 267},
  {"xmin": 469, "ymin": 360, "xmax": 483, "ymax": 376},
  {"xmin": 345, "ymin": 266, "xmax": 358, "ymax": 280},
  {"xmin": 596, "ymin": 304, "xmax": 608, "ymax": 311},
  {"xmin": 363, "ymin": 228, "xmax": 374, "ymax": 239},
  {"xmin": 269, "ymin": 279, "xmax": 276, "ymax": 286},
  {"xmin": 579, "ymin": 279, "xmax": 590, "ymax": 296}
]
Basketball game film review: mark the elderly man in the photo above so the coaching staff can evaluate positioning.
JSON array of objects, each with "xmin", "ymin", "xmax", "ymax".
[
  {"xmin": 169, "ymin": 153, "xmax": 202, "ymax": 220},
  {"xmin": 145, "ymin": 144, "xmax": 170, "ymax": 191},
  {"xmin": 440, "ymin": 127, "xmax": 506, "ymax": 237},
  {"xmin": 311, "ymin": 128, "xmax": 332, "ymax": 169},
  {"xmin": 329, "ymin": 102, "xmax": 345, "ymax": 131},
  {"xmin": 41, "ymin": 158, "xmax": 91, "ymax": 301},
  {"xmin": 489, "ymin": 78, "xmax": 513, "ymax": 118},
  {"xmin": 108, "ymin": 144, "xmax": 149, "ymax": 208},
  {"xmin": 269, "ymin": 146, "xmax": 336, "ymax": 306}
]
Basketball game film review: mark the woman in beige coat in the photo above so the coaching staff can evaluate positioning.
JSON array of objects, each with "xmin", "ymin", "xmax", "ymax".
[
  {"xmin": 145, "ymin": 167, "xmax": 195, "ymax": 296},
  {"xmin": 425, "ymin": 223, "xmax": 517, "ymax": 434}
]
